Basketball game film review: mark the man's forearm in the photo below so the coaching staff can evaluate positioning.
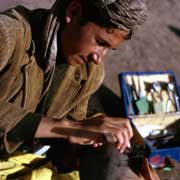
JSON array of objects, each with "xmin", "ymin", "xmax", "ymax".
[
  {"xmin": 35, "ymin": 116, "xmax": 72, "ymax": 139},
  {"xmin": 35, "ymin": 115, "xmax": 133, "ymax": 151}
]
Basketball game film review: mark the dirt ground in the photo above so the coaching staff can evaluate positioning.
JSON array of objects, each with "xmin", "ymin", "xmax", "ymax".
[{"xmin": 0, "ymin": 0, "xmax": 180, "ymax": 179}]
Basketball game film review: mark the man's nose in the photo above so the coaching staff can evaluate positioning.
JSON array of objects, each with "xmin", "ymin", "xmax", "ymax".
[{"xmin": 89, "ymin": 49, "xmax": 108, "ymax": 64}]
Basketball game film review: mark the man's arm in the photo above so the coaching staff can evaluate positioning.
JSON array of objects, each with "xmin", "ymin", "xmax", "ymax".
[
  {"xmin": 0, "ymin": 12, "xmax": 40, "ymax": 153},
  {"xmin": 35, "ymin": 115, "xmax": 133, "ymax": 153}
]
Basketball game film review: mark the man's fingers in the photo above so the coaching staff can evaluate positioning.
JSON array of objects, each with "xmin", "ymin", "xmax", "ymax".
[
  {"xmin": 113, "ymin": 127, "xmax": 131, "ymax": 153},
  {"xmin": 67, "ymin": 136, "xmax": 95, "ymax": 145},
  {"xmin": 126, "ymin": 121, "xmax": 133, "ymax": 139},
  {"xmin": 83, "ymin": 140, "xmax": 95, "ymax": 145},
  {"xmin": 92, "ymin": 142, "xmax": 103, "ymax": 148},
  {"xmin": 104, "ymin": 132, "xmax": 117, "ymax": 144},
  {"xmin": 116, "ymin": 132, "xmax": 124, "ymax": 151},
  {"xmin": 103, "ymin": 117, "xmax": 133, "ymax": 139},
  {"xmin": 120, "ymin": 131, "xmax": 129, "ymax": 153}
]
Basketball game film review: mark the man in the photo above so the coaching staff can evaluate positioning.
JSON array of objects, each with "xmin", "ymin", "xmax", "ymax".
[{"xmin": 0, "ymin": 0, "xmax": 152, "ymax": 179}]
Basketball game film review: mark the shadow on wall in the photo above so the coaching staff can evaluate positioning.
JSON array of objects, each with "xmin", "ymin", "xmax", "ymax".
[
  {"xmin": 88, "ymin": 84, "xmax": 126, "ymax": 117},
  {"xmin": 168, "ymin": 25, "xmax": 180, "ymax": 38}
]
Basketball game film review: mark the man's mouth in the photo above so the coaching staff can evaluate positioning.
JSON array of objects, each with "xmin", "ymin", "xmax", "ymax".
[{"xmin": 79, "ymin": 55, "xmax": 88, "ymax": 63}]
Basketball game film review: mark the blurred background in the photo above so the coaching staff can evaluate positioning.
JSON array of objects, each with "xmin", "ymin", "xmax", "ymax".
[{"xmin": 0, "ymin": 0, "xmax": 180, "ymax": 97}]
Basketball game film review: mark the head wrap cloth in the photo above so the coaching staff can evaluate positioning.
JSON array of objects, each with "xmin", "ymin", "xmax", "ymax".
[
  {"xmin": 89, "ymin": 0, "xmax": 147, "ymax": 31},
  {"xmin": 93, "ymin": 0, "xmax": 117, "ymax": 8}
]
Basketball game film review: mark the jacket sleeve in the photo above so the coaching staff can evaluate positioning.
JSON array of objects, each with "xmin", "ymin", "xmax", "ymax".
[
  {"xmin": 0, "ymin": 15, "xmax": 15, "ymax": 71},
  {"xmin": 68, "ymin": 93, "xmax": 105, "ymax": 121},
  {"xmin": 0, "ymin": 11, "xmax": 42, "ymax": 153},
  {"xmin": 68, "ymin": 96, "xmax": 90, "ymax": 120},
  {"xmin": 69, "ymin": 64, "xmax": 105, "ymax": 121}
]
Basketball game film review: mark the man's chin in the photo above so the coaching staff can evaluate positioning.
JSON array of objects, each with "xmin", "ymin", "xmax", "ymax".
[
  {"xmin": 66, "ymin": 57, "xmax": 87, "ymax": 66},
  {"xmin": 67, "ymin": 61, "xmax": 84, "ymax": 66}
]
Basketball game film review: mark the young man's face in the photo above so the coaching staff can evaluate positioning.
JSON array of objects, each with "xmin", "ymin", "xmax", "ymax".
[{"xmin": 60, "ymin": 2, "xmax": 130, "ymax": 66}]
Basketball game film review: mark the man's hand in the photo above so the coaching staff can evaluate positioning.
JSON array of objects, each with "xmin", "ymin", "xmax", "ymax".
[
  {"xmin": 77, "ymin": 115, "xmax": 133, "ymax": 153},
  {"xmin": 35, "ymin": 115, "xmax": 133, "ymax": 153}
]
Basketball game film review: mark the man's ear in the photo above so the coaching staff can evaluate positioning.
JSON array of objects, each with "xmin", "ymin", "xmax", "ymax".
[{"xmin": 65, "ymin": 0, "xmax": 83, "ymax": 24}]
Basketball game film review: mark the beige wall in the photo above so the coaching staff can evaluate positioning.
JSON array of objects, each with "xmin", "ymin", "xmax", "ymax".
[{"xmin": 0, "ymin": 0, "xmax": 55, "ymax": 11}]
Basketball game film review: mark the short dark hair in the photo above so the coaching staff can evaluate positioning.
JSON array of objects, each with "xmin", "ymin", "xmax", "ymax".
[
  {"xmin": 81, "ymin": 0, "xmax": 147, "ymax": 31},
  {"xmin": 52, "ymin": 0, "xmax": 147, "ymax": 32}
]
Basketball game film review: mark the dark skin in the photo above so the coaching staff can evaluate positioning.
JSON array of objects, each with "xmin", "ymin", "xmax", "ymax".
[
  {"xmin": 61, "ymin": 1, "xmax": 129, "ymax": 65},
  {"xmin": 35, "ymin": 0, "xmax": 133, "ymax": 153}
]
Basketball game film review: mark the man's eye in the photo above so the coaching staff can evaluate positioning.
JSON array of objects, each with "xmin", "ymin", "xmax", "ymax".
[
  {"xmin": 95, "ymin": 37, "xmax": 111, "ymax": 48},
  {"xmin": 111, "ymin": 48, "xmax": 117, "ymax": 51},
  {"xmin": 95, "ymin": 38, "xmax": 103, "ymax": 46}
]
